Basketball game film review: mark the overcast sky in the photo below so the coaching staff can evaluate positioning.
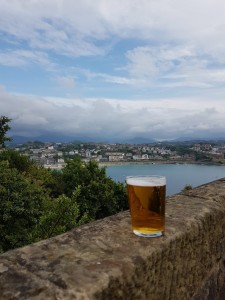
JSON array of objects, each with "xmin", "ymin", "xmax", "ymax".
[{"xmin": 1, "ymin": 0, "xmax": 225, "ymax": 141}]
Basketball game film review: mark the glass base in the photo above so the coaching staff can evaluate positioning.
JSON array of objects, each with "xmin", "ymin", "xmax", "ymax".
[{"xmin": 133, "ymin": 230, "xmax": 163, "ymax": 238}]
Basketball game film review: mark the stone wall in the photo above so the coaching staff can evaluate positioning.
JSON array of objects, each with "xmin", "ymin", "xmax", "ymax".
[{"xmin": 0, "ymin": 178, "xmax": 225, "ymax": 299}]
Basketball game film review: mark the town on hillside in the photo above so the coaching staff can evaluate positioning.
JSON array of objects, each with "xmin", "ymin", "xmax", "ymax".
[{"xmin": 10, "ymin": 140, "xmax": 225, "ymax": 170}]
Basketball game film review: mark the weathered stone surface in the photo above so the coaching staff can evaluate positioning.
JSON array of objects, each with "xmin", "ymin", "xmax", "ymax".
[{"xmin": 0, "ymin": 178, "xmax": 225, "ymax": 299}]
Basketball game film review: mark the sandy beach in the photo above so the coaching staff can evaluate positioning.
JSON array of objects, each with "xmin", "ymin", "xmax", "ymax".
[{"xmin": 98, "ymin": 159, "xmax": 224, "ymax": 167}]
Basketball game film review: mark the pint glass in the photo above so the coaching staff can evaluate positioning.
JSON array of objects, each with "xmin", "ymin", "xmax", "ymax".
[{"xmin": 126, "ymin": 175, "xmax": 166, "ymax": 237}]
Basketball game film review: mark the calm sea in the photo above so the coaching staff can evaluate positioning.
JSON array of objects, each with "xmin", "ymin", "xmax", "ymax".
[{"xmin": 106, "ymin": 163, "xmax": 225, "ymax": 196}]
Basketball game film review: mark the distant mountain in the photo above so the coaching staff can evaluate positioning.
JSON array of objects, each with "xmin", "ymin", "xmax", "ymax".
[
  {"xmin": 172, "ymin": 136, "xmax": 225, "ymax": 142},
  {"xmin": 9, "ymin": 134, "xmax": 110, "ymax": 145},
  {"xmin": 9, "ymin": 134, "xmax": 74, "ymax": 144},
  {"xmin": 8, "ymin": 134, "xmax": 225, "ymax": 146},
  {"xmin": 9, "ymin": 135, "xmax": 33, "ymax": 145},
  {"xmin": 121, "ymin": 137, "xmax": 156, "ymax": 144}
]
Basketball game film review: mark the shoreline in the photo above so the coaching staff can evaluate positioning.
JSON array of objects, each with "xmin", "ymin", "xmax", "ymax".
[
  {"xmin": 45, "ymin": 159, "xmax": 225, "ymax": 170},
  {"xmin": 98, "ymin": 160, "xmax": 225, "ymax": 167}
]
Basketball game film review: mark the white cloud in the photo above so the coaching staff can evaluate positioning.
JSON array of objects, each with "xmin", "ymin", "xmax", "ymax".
[
  {"xmin": 117, "ymin": 44, "xmax": 225, "ymax": 89},
  {"xmin": 73, "ymin": 43, "xmax": 225, "ymax": 90},
  {"xmin": 55, "ymin": 76, "xmax": 76, "ymax": 89},
  {"xmin": 1, "ymin": 86, "xmax": 225, "ymax": 140},
  {"xmin": 1, "ymin": 0, "xmax": 225, "ymax": 57},
  {"xmin": 0, "ymin": 0, "xmax": 107, "ymax": 57},
  {"xmin": 0, "ymin": 49, "xmax": 55, "ymax": 69},
  {"xmin": 1, "ymin": 0, "xmax": 225, "ymax": 91}
]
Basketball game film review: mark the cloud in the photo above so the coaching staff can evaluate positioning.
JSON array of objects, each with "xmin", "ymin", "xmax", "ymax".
[
  {"xmin": 0, "ymin": 0, "xmax": 107, "ymax": 57},
  {"xmin": 80, "ymin": 44, "xmax": 225, "ymax": 92},
  {"xmin": 1, "ymin": 86, "xmax": 225, "ymax": 140},
  {"xmin": 0, "ymin": 49, "xmax": 55, "ymax": 69},
  {"xmin": 121, "ymin": 45, "xmax": 225, "ymax": 89},
  {"xmin": 1, "ymin": 0, "xmax": 225, "ymax": 57},
  {"xmin": 55, "ymin": 76, "xmax": 76, "ymax": 89},
  {"xmin": 1, "ymin": 0, "xmax": 225, "ymax": 91}
]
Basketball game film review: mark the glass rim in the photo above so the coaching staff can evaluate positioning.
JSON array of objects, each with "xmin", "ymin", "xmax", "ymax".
[
  {"xmin": 126, "ymin": 175, "xmax": 166, "ymax": 186},
  {"xmin": 126, "ymin": 175, "xmax": 166, "ymax": 179}
]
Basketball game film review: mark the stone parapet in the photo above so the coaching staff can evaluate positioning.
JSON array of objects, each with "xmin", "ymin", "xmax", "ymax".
[{"xmin": 0, "ymin": 178, "xmax": 225, "ymax": 299}]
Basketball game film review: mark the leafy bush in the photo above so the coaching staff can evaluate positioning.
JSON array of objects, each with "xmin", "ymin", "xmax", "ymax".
[
  {"xmin": 35, "ymin": 189, "xmax": 90, "ymax": 240},
  {"xmin": 0, "ymin": 161, "xmax": 46, "ymax": 252},
  {"xmin": 0, "ymin": 152, "xmax": 128, "ymax": 253},
  {"xmin": 62, "ymin": 157, "xmax": 128, "ymax": 220},
  {"xmin": 181, "ymin": 184, "xmax": 193, "ymax": 192}
]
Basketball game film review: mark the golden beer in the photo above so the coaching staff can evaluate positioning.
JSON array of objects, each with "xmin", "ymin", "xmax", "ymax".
[{"xmin": 126, "ymin": 176, "xmax": 166, "ymax": 237}]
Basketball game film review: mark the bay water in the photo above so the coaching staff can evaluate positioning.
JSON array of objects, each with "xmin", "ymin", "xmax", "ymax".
[{"xmin": 106, "ymin": 163, "xmax": 225, "ymax": 196}]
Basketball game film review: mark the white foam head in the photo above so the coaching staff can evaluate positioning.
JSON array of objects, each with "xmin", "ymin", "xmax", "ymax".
[{"xmin": 126, "ymin": 175, "xmax": 166, "ymax": 187}]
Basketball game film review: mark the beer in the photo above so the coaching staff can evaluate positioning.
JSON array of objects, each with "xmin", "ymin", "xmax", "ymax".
[{"xmin": 126, "ymin": 176, "xmax": 166, "ymax": 237}]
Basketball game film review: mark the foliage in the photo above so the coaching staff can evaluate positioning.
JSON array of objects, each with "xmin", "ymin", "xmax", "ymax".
[
  {"xmin": 23, "ymin": 140, "xmax": 45, "ymax": 148},
  {"xmin": 0, "ymin": 149, "xmax": 35, "ymax": 172},
  {"xmin": 62, "ymin": 157, "xmax": 128, "ymax": 220},
  {"xmin": 26, "ymin": 164, "xmax": 65, "ymax": 198},
  {"xmin": 0, "ymin": 158, "xmax": 88, "ymax": 253},
  {"xmin": 35, "ymin": 189, "xmax": 90, "ymax": 240},
  {"xmin": 0, "ymin": 149, "xmax": 64, "ymax": 197},
  {"xmin": 195, "ymin": 152, "xmax": 212, "ymax": 161},
  {"xmin": 174, "ymin": 144, "xmax": 193, "ymax": 156},
  {"xmin": 0, "ymin": 161, "xmax": 46, "ymax": 252},
  {"xmin": 181, "ymin": 184, "xmax": 193, "ymax": 192},
  {"xmin": 0, "ymin": 116, "xmax": 12, "ymax": 148},
  {"xmin": 0, "ymin": 150, "xmax": 128, "ymax": 253},
  {"xmin": 0, "ymin": 118, "xmax": 128, "ymax": 252}
]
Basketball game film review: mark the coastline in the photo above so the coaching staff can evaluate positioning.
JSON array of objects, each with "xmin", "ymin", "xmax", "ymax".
[
  {"xmin": 44, "ymin": 159, "xmax": 225, "ymax": 170},
  {"xmin": 98, "ymin": 160, "xmax": 225, "ymax": 167}
]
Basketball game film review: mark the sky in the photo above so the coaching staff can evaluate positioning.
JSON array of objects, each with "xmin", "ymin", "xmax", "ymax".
[{"xmin": 1, "ymin": 0, "xmax": 225, "ymax": 142}]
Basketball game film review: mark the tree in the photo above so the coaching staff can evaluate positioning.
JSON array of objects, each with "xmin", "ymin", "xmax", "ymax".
[
  {"xmin": 0, "ymin": 149, "xmax": 64, "ymax": 197},
  {"xmin": 0, "ymin": 149, "xmax": 35, "ymax": 172},
  {"xmin": 35, "ymin": 189, "xmax": 89, "ymax": 240},
  {"xmin": 0, "ymin": 161, "xmax": 47, "ymax": 252},
  {"xmin": 0, "ymin": 118, "xmax": 129, "ymax": 253},
  {"xmin": 0, "ymin": 116, "xmax": 12, "ymax": 148},
  {"xmin": 195, "ymin": 152, "xmax": 212, "ymax": 161},
  {"xmin": 0, "ymin": 152, "xmax": 128, "ymax": 253},
  {"xmin": 62, "ymin": 157, "xmax": 128, "ymax": 221},
  {"xmin": 0, "ymin": 156, "xmax": 91, "ymax": 252}
]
